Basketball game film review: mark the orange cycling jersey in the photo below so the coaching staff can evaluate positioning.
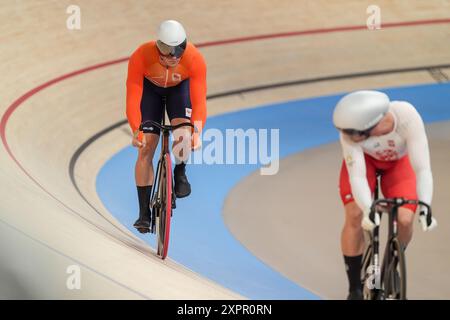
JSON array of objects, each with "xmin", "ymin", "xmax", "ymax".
[{"xmin": 126, "ymin": 40, "xmax": 207, "ymax": 134}]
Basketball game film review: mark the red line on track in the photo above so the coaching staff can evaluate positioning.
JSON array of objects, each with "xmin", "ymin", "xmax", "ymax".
[{"xmin": 2, "ymin": 17, "xmax": 449, "ymax": 178}]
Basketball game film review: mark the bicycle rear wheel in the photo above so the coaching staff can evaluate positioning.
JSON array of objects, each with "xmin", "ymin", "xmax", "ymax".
[
  {"xmin": 156, "ymin": 153, "xmax": 173, "ymax": 260},
  {"xmin": 383, "ymin": 237, "xmax": 407, "ymax": 300}
]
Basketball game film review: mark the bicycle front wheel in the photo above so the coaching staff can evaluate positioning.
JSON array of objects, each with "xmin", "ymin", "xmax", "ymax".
[
  {"xmin": 383, "ymin": 237, "xmax": 407, "ymax": 300},
  {"xmin": 156, "ymin": 153, "xmax": 173, "ymax": 260},
  {"xmin": 361, "ymin": 242, "xmax": 383, "ymax": 300}
]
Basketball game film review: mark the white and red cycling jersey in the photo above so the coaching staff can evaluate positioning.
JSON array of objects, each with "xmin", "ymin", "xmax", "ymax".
[{"xmin": 339, "ymin": 101, "xmax": 433, "ymax": 213}]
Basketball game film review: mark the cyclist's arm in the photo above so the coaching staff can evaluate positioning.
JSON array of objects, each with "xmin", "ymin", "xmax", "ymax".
[
  {"xmin": 341, "ymin": 134, "xmax": 372, "ymax": 213},
  {"xmin": 126, "ymin": 47, "xmax": 145, "ymax": 135},
  {"xmin": 189, "ymin": 51, "xmax": 207, "ymax": 132},
  {"xmin": 401, "ymin": 103, "xmax": 433, "ymax": 205}
]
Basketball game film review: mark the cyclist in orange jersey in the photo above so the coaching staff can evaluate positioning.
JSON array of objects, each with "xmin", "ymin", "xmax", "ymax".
[{"xmin": 126, "ymin": 20, "xmax": 207, "ymax": 231}]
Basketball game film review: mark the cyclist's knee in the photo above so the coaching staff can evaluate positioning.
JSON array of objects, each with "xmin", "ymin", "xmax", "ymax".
[
  {"xmin": 398, "ymin": 208, "xmax": 414, "ymax": 228},
  {"xmin": 171, "ymin": 119, "xmax": 191, "ymax": 138},
  {"xmin": 172, "ymin": 123, "xmax": 192, "ymax": 163},
  {"xmin": 138, "ymin": 134, "xmax": 158, "ymax": 161},
  {"xmin": 344, "ymin": 202, "xmax": 363, "ymax": 228},
  {"xmin": 138, "ymin": 149, "xmax": 153, "ymax": 164}
]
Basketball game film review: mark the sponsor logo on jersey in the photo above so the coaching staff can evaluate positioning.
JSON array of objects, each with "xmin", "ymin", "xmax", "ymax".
[
  {"xmin": 172, "ymin": 73, "xmax": 182, "ymax": 82},
  {"xmin": 375, "ymin": 149, "xmax": 399, "ymax": 161},
  {"xmin": 185, "ymin": 108, "xmax": 192, "ymax": 117},
  {"xmin": 346, "ymin": 155, "xmax": 354, "ymax": 167}
]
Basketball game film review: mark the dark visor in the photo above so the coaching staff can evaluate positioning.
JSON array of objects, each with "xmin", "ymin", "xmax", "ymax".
[
  {"xmin": 156, "ymin": 39, "xmax": 187, "ymax": 58},
  {"xmin": 340, "ymin": 123, "xmax": 379, "ymax": 139}
]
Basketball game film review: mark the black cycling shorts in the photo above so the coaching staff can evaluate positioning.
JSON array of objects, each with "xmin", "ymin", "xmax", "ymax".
[{"xmin": 140, "ymin": 78, "xmax": 192, "ymax": 135}]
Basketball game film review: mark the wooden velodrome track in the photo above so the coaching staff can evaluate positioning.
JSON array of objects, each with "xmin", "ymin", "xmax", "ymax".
[{"xmin": 1, "ymin": 1, "xmax": 449, "ymax": 298}]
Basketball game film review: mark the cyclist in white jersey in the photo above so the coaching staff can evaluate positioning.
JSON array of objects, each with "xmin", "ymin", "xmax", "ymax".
[{"xmin": 333, "ymin": 90, "xmax": 437, "ymax": 300}]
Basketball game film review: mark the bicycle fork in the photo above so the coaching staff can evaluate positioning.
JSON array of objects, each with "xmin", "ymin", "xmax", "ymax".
[{"xmin": 365, "ymin": 174, "xmax": 382, "ymax": 294}]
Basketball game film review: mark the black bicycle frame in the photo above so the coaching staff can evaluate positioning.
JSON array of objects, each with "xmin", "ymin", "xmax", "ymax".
[
  {"xmin": 372, "ymin": 174, "xmax": 381, "ymax": 269},
  {"xmin": 367, "ymin": 174, "xmax": 431, "ymax": 297}
]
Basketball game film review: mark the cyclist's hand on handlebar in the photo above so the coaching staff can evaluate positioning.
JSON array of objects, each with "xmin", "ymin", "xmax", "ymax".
[
  {"xmin": 132, "ymin": 130, "xmax": 146, "ymax": 148},
  {"xmin": 362, "ymin": 208, "xmax": 380, "ymax": 232},
  {"xmin": 374, "ymin": 202, "xmax": 391, "ymax": 213},
  {"xmin": 419, "ymin": 205, "xmax": 437, "ymax": 232}
]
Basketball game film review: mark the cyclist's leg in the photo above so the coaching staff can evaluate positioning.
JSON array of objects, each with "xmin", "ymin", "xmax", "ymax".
[
  {"xmin": 166, "ymin": 79, "xmax": 192, "ymax": 163},
  {"xmin": 136, "ymin": 134, "xmax": 159, "ymax": 185},
  {"xmin": 340, "ymin": 155, "xmax": 377, "ymax": 255},
  {"xmin": 166, "ymin": 79, "xmax": 192, "ymax": 198},
  {"xmin": 381, "ymin": 156, "xmax": 417, "ymax": 247},
  {"xmin": 136, "ymin": 78, "xmax": 165, "ymax": 185},
  {"xmin": 171, "ymin": 118, "xmax": 191, "ymax": 163},
  {"xmin": 340, "ymin": 154, "xmax": 377, "ymax": 297},
  {"xmin": 134, "ymin": 79, "xmax": 164, "ymax": 227}
]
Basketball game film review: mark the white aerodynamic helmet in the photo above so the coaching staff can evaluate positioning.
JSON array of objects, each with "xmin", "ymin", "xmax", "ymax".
[
  {"xmin": 333, "ymin": 90, "xmax": 390, "ymax": 132},
  {"xmin": 156, "ymin": 20, "xmax": 187, "ymax": 58},
  {"xmin": 157, "ymin": 20, "xmax": 186, "ymax": 46}
]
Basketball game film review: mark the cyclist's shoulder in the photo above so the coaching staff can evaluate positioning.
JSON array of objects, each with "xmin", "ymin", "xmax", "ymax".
[
  {"xmin": 390, "ymin": 100, "xmax": 423, "ymax": 124},
  {"xmin": 185, "ymin": 41, "xmax": 200, "ymax": 53},
  {"xmin": 389, "ymin": 100, "xmax": 418, "ymax": 115},
  {"xmin": 390, "ymin": 101, "xmax": 425, "ymax": 136},
  {"xmin": 131, "ymin": 41, "xmax": 157, "ymax": 59},
  {"xmin": 182, "ymin": 42, "xmax": 206, "ymax": 66}
]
